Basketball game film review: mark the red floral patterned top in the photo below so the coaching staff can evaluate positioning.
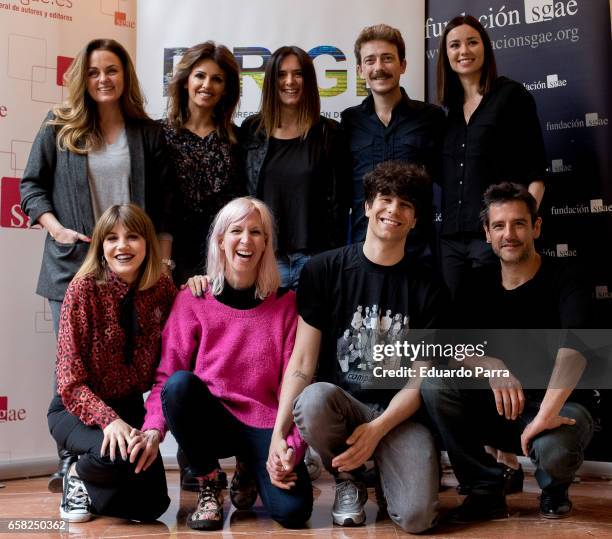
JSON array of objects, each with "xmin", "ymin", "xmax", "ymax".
[{"xmin": 56, "ymin": 272, "xmax": 176, "ymax": 429}]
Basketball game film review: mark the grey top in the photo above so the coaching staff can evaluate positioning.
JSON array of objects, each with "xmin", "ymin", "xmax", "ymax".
[
  {"xmin": 87, "ymin": 127, "xmax": 131, "ymax": 221},
  {"xmin": 20, "ymin": 112, "xmax": 173, "ymax": 300}
]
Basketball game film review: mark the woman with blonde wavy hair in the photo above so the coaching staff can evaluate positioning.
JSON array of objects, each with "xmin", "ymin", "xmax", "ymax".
[
  {"xmin": 48, "ymin": 204, "xmax": 176, "ymax": 523},
  {"xmin": 142, "ymin": 197, "xmax": 313, "ymax": 531},
  {"xmin": 20, "ymin": 38, "xmax": 173, "ymax": 493}
]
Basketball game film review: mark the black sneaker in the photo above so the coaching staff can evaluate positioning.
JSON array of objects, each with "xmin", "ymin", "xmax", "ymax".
[
  {"xmin": 539, "ymin": 486, "xmax": 572, "ymax": 519},
  {"xmin": 230, "ymin": 460, "xmax": 258, "ymax": 510},
  {"xmin": 332, "ymin": 473, "xmax": 368, "ymax": 526},
  {"xmin": 48, "ymin": 449, "xmax": 77, "ymax": 493},
  {"xmin": 59, "ymin": 473, "xmax": 91, "ymax": 523},
  {"xmin": 447, "ymin": 493, "xmax": 509, "ymax": 524}
]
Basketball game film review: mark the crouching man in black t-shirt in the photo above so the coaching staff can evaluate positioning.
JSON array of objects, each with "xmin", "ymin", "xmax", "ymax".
[
  {"xmin": 422, "ymin": 182, "xmax": 594, "ymax": 524},
  {"xmin": 267, "ymin": 161, "xmax": 449, "ymax": 533}
]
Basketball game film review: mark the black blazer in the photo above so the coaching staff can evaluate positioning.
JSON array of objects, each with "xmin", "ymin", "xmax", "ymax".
[{"xmin": 20, "ymin": 112, "xmax": 173, "ymax": 300}]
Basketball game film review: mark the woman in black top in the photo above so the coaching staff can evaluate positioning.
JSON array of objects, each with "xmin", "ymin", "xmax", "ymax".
[
  {"xmin": 162, "ymin": 41, "xmax": 243, "ymax": 285},
  {"xmin": 240, "ymin": 46, "xmax": 350, "ymax": 290},
  {"xmin": 436, "ymin": 15, "xmax": 547, "ymax": 296}
]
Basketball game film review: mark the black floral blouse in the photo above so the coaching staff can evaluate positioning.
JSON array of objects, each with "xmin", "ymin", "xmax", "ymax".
[{"xmin": 161, "ymin": 122, "xmax": 243, "ymax": 283}]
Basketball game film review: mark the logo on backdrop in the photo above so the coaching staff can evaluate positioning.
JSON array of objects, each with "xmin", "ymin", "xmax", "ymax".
[
  {"xmin": 524, "ymin": 0, "xmax": 579, "ymax": 24},
  {"xmin": 551, "ymin": 158, "xmax": 572, "ymax": 173},
  {"xmin": 1, "ymin": 177, "xmax": 29, "ymax": 229},
  {"xmin": 56, "ymin": 56, "xmax": 73, "ymax": 86},
  {"xmin": 163, "ymin": 45, "xmax": 365, "ymax": 101},
  {"xmin": 541, "ymin": 243, "xmax": 577, "ymax": 257},
  {"xmin": 595, "ymin": 286, "xmax": 612, "ymax": 300},
  {"xmin": 0, "ymin": 396, "xmax": 27, "ymax": 423},
  {"xmin": 546, "ymin": 112, "xmax": 609, "ymax": 131},
  {"xmin": 590, "ymin": 199, "xmax": 612, "ymax": 214},
  {"xmin": 524, "ymin": 73, "xmax": 568, "ymax": 91},
  {"xmin": 549, "ymin": 200, "xmax": 612, "ymax": 215},
  {"xmin": 114, "ymin": 11, "xmax": 135, "ymax": 29}
]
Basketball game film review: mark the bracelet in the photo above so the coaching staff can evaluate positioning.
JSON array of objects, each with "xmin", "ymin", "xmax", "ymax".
[{"xmin": 161, "ymin": 258, "xmax": 176, "ymax": 271}]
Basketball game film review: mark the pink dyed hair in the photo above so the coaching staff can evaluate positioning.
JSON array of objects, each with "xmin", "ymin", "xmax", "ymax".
[{"xmin": 206, "ymin": 197, "xmax": 280, "ymax": 299}]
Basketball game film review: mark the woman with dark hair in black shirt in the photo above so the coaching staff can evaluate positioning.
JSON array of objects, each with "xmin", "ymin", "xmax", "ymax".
[
  {"xmin": 240, "ymin": 46, "xmax": 351, "ymax": 290},
  {"xmin": 436, "ymin": 14, "xmax": 547, "ymax": 297}
]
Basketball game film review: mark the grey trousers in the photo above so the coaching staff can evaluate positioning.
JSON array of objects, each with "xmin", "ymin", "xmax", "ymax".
[{"xmin": 293, "ymin": 382, "xmax": 439, "ymax": 533}]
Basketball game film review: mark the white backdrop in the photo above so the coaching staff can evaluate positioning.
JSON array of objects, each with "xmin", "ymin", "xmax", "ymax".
[
  {"xmin": 137, "ymin": 0, "xmax": 426, "ymax": 122},
  {"xmin": 0, "ymin": 0, "xmax": 424, "ymax": 478},
  {"xmin": 0, "ymin": 0, "xmax": 137, "ymax": 480},
  {"xmin": 136, "ymin": 0, "xmax": 426, "ymax": 459}
]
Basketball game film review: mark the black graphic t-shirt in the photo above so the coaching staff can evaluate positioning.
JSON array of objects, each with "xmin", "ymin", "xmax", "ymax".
[{"xmin": 298, "ymin": 243, "xmax": 449, "ymax": 407}]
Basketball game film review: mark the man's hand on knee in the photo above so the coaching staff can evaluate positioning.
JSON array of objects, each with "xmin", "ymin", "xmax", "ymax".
[{"xmin": 332, "ymin": 421, "xmax": 385, "ymax": 472}]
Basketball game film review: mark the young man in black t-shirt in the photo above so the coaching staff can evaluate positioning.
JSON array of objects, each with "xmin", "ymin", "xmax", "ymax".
[
  {"xmin": 267, "ymin": 161, "xmax": 449, "ymax": 533},
  {"xmin": 422, "ymin": 182, "xmax": 593, "ymax": 524}
]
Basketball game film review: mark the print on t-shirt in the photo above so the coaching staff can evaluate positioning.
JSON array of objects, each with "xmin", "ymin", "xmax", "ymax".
[{"xmin": 338, "ymin": 304, "xmax": 410, "ymax": 378}]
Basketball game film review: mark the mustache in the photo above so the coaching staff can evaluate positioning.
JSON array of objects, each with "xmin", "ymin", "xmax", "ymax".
[
  {"xmin": 500, "ymin": 241, "xmax": 522, "ymax": 248},
  {"xmin": 370, "ymin": 70, "xmax": 392, "ymax": 80}
]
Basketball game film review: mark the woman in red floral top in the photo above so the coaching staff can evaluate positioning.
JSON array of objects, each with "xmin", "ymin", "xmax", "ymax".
[{"xmin": 48, "ymin": 204, "xmax": 176, "ymax": 523}]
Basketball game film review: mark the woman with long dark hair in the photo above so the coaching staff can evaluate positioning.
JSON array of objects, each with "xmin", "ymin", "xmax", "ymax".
[
  {"xmin": 436, "ymin": 15, "xmax": 547, "ymax": 296},
  {"xmin": 161, "ymin": 41, "xmax": 244, "ymax": 285},
  {"xmin": 240, "ymin": 46, "xmax": 350, "ymax": 289},
  {"xmin": 20, "ymin": 38, "xmax": 173, "ymax": 491}
]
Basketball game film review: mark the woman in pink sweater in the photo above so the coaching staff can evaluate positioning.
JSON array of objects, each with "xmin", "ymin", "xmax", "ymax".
[{"xmin": 142, "ymin": 197, "xmax": 312, "ymax": 530}]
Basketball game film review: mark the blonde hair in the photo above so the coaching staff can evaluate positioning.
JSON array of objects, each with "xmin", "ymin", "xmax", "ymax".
[
  {"xmin": 49, "ymin": 38, "xmax": 148, "ymax": 154},
  {"xmin": 76, "ymin": 204, "xmax": 162, "ymax": 290},
  {"xmin": 206, "ymin": 197, "xmax": 280, "ymax": 299}
]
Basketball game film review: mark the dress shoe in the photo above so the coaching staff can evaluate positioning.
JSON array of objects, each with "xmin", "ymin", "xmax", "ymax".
[
  {"xmin": 447, "ymin": 493, "xmax": 509, "ymax": 524},
  {"xmin": 539, "ymin": 485, "xmax": 572, "ymax": 519}
]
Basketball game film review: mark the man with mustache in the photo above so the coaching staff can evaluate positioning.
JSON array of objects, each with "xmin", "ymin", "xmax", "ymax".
[
  {"xmin": 422, "ymin": 182, "xmax": 594, "ymax": 524},
  {"xmin": 342, "ymin": 24, "xmax": 444, "ymax": 256}
]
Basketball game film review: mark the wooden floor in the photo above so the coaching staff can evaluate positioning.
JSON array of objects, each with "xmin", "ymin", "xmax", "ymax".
[{"xmin": 1, "ymin": 467, "xmax": 612, "ymax": 538}]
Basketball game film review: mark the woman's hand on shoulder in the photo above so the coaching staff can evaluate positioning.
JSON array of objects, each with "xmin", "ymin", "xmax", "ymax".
[
  {"xmin": 181, "ymin": 274, "xmax": 210, "ymax": 297},
  {"xmin": 127, "ymin": 428, "xmax": 161, "ymax": 473}
]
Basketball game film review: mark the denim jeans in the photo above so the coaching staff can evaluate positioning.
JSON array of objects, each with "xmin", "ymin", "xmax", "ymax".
[
  {"xmin": 421, "ymin": 376, "xmax": 594, "ymax": 494},
  {"xmin": 293, "ymin": 382, "xmax": 439, "ymax": 533},
  {"xmin": 162, "ymin": 371, "xmax": 313, "ymax": 528},
  {"xmin": 277, "ymin": 253, "xmax": 310, "ymax": 291}
]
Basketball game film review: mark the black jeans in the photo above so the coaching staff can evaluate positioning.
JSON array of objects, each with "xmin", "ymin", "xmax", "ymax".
[
  {"xmin": 48, "ymin": 394, "xmax": 169, "ymax": 521},
  {"xmin": 162, "ymin": 371, "xmax": 313, "ymax": 528},
  {"xmin": 421, "ymin": 376, "xmax": 594, "ymax": 494}
]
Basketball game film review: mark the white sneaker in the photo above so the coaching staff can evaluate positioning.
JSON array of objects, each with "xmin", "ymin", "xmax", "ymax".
[{"xmin": 60, "ymin": 473, "xmax": 91, "ymax": 522}]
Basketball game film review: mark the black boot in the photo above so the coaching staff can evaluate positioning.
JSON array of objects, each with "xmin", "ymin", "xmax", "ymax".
[{"xmin": 48, "ymin": 448, "xmax": 77, "ymax": 493}]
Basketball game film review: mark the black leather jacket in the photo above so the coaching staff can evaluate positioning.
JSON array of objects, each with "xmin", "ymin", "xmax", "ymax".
[{"xmin": 239, "ymin": 114, "xmax": 351, "ymax": 250}]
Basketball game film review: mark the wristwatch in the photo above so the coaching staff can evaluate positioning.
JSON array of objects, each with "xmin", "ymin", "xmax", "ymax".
[{"xmin": 161, "ymin": 258, "xmax": 176, "ymax": 271}]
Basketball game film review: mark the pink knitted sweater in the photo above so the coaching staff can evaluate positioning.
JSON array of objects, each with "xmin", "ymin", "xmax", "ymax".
[{"xmin": 143, "ymin": 287, "xmax": 305, "ymax": 460}]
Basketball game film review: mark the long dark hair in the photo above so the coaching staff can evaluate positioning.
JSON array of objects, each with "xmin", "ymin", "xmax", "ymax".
[
  {"xmin": 259, "ymin": 46, "xmax": 320, "ymax": 139},
  {"xmin": 436, "ymin": 15, "xmax": 498, "ymax": 108},
  {"xmin": 166, "ymin": 41, "xmax": 240, "ymax": 144}
]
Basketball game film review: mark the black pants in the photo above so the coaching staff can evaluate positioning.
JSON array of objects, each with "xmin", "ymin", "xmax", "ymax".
[
  {"xmin": 48, "ymin": 394, "xmax": 169, "ymax": 521},
  {"xmin": 421, "ymin": 376, "xmax": 594, "ymax": 494},
  {"xmin": 162, "ymin": 371, "xmax": 313, "ymax": 528},
  {"xmin": 439, "ymin": 234, "xmax": 498, "ymax": 297}
]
